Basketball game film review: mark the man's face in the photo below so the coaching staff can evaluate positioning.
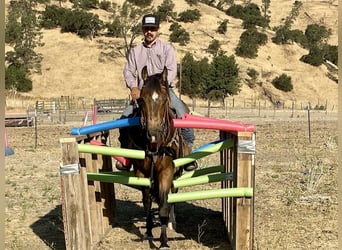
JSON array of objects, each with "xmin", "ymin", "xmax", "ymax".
[{"xmin": 142, "ymin": 26, "xmax": 159, "ymax": 44}]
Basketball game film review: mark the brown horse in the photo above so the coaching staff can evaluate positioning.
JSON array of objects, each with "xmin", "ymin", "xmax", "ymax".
[{"xmin": 124, "ymin": 66, "xmax": 190, "ymax": 249}]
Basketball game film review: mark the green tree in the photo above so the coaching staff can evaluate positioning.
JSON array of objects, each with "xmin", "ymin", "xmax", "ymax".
[
  {"xmin": 261, "ymin": 0, "xmax": 270, "ymax": 19},
  {"xmin": 40, "ymin": 5, "xmax": 66, "ymax": 29},
  {"xmin": 180, "ymin": 53, "xmax": 240, "ymax": 102},
  {"xmin": 109, "ymin": 1, "xmax": 153, "ymax": 57},
  {"xmin": 5, "ymin": 0, "xmax": 44, "ymax": 74},
  {"xmin": 304, "ymin": 23, "xmax": 331, "ymax": 48},
  {"xmin": 5, "ymin": 65, "xmax": 32, "ymax": 92},
  {"xmin": 206, "ymin": 54, "xmax": 240, "ymax": 102},
  {"xmin": 179, "ymin": 53, "xmax": 200, "ymax": 98},
  {"xmin": 179, "ymin": 53, "xmax": 210, "ymax": 99},
  {"xmin": 284, "ymin": 1, "xmax": 302, "ymax": 29}
]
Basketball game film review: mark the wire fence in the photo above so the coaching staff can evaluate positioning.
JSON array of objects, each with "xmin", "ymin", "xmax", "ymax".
[{"xmin": 5, "ymin": 95, "xmax": 337, "ymax": 125}]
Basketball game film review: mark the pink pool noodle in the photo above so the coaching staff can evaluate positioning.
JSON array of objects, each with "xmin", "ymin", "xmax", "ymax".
[{"xmin": 173, "ymin": 114, "xmax": 254, "ymax": 132}]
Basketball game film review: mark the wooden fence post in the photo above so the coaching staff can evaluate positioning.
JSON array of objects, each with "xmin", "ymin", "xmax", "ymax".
[
  {"xmin": 60, "ymin": 138, "xmax": 93, "ymax": 250},
  {"xmin": 220, "ymin": 131, "xmax": 255, "ymax": 249}
]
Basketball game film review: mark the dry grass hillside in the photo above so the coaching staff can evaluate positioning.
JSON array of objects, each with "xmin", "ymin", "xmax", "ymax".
[{"xmin": 5, "ymin": 0, "xmax": 338, "ymax": 109}]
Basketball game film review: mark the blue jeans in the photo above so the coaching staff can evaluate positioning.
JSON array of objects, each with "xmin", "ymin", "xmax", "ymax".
[{"xmin": 121, "ymin": 88, "xmax": 195, "ymax": 146}]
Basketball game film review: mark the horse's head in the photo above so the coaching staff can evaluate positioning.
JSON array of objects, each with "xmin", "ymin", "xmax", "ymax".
[{"xmin": 138, "ymin": 66, "xmax": 173, "ymax": 151}]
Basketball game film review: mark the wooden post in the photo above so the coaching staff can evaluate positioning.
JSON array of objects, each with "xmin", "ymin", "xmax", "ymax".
[
  {"xmin": 220, "ymin": 131, "xmax": 255, "ymax": 249},
  {"xmin": 60, "ymin": 132, "xmax": 115, "ymax": 250},
  {"xmin": 60, "ymin": 138, "xmax": 93, "ymax": 250},
  {"xmin": 235, "ymin": 132, "xmax": 255, "ymax": 249}
]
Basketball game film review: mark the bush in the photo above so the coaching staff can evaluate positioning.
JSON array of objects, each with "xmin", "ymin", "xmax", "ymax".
[
  {"xmin": 304, "ymin": 24, "xmax": 331, "ymax": 48},
  {"xmin": 70, "ymin": 0, "xmax": 99, "ymax": 10},
  {"xmin": 323, "ymin": 44, "xmax": 338, "ymax": 65},
  {"xmin": 217, "ymin": 19, "xmax": 228, "ymax": 34},
  {"xmin": 127, "ymin": 0, "xmax": 152, "ymax": 7},
  {"xmin": 40, "ymin": 5, "xmax": 66, "ymax": 29},
  {"xmin": 235, "ymin": 41, "xmax": 258, "ymax": 58},
  {"xmin": 177, "ymin": 9, "xmax": 201, "ymax": 23},
  {"xmin": 106, "ymin": 17, "xmax": 122, "ymax": 37},
  {"xmin": 226, "ymin": 3, "xmax": 269, "ymax": 28},
  {"xmin": 207, "ymin": 39, "xmax": 221, "ymax": 56},
  {"xmin": 226, "ymin": 4, "xmax": 244, "ymax": 19},
  {"xmin": 60, "ymin": 9, "xmax": 104, "ymax": 38},
  {"xmin": 300, "ymin": 46, "xmax": 324, "ymax": 66},
  {"xmin": 271, "ymin": 73, "xmax": 293, "ymax": 92},
  {"xmin": 246, "ymin": 68, "xmax": 259, "ymax": 88},
  {"xmin": 242, "ymin": 14, "xmax": 268, "ymax": 29},
  {"xmin": 169, "ymin": 23, "xmax": 190, "ymax": 45},
  {"xmin": 156, "ymin": 0, "xmax": 176, "ymax": 22},
  {"xmin": 235, "ymin": 28, "xmax": 267, "ymax": 58},
  {"xmin": 185, "ymin": 0, "xmax": 198, "ymax": 5},
  {"xmin": 99, "ymin": 0, "xmax": 112, "ymax": 11},
  {"xmin": 5, "ymin": 65, "xmax": 32, "ymax": 92}
]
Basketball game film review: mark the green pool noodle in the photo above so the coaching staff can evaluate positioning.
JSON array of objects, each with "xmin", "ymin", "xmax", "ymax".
[
  {"xmin": 173, "ymin": 139, "xmax": 233, "ymax": 167},
  {"xmin": 78, "ymin": 144, "xmax": 145, "ymax": 159},
  {"xmin": 167, "ymin": 187, "xmax": 253, "ymax": 203},
  {"xmin": 87, "ymin": 173, "xmax": 150, "ymax": 186},
  {"xmin": 173, "ymin": 172, "xmax": 233, "ymax": 188}
]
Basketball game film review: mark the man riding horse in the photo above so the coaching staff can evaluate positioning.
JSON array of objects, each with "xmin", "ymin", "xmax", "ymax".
[{"xmin": 116, "ymin": 13, "xmax": 197, "ymax": 172}]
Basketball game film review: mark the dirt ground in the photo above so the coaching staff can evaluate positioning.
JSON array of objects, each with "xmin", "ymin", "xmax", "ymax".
[{"xmin": 4, "ymin": 109, "xmax": 338, "ymax": 249}]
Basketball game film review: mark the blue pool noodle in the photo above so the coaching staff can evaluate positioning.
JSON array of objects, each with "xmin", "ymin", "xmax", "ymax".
[{"xmin": 71, "ymin": 117, "xmax": 140, "ymax": 135}]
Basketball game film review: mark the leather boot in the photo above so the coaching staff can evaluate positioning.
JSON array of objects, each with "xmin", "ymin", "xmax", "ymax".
[
  {"xmin": 116, "ymin": 126, "xmax": 132, "ymax": 171},
  {"xmin": 183, "ymin": 144, "xmax": 198, "ymax": 171},
  {"xmin": 115, "ymin": 161, "xmax": 132, "ymax": 171}
]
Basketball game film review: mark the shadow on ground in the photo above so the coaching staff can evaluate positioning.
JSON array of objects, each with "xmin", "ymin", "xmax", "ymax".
[
  {"xmin": 30, "ymin": 200, "xmax": 230, "ymax": 250},
  {"xmin": 30, "ymin": 205, "xmax": 66, "ymax": 250},
  {"xmin": 114, "ymin": 199, "xmax": 230, "ymax": 249}
]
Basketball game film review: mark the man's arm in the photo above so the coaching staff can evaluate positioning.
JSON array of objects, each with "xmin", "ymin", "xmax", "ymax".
[
  {"xmin": 123, "ymin": 48, "xmax": 141, "ymax": 100},
  {"xmin": 123, "ymin": 48, "xmax": 138, "ymax": 89},
  {"xmin": 164, "ymin": 44, "xmax": 177, "ymax": 87}
]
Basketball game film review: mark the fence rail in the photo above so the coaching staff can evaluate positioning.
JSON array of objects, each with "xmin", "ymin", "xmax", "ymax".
[{"xmin": 94, "ymin": 98, "xmax": 129, "ymax": 114}]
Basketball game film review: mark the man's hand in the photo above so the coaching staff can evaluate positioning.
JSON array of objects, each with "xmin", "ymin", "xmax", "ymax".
[{"xmin": 130, "ymin": 87, "xmax": 140, "ymax": 100}]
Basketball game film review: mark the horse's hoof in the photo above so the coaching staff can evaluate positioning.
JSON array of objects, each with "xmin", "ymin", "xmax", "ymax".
[
  {"xmin": 168, "ymin": 222, "xmax": 176, "ymax": 231},
  {"xmin": 159, "ymin": 246, "xmax": 170, "ymax": 250}
]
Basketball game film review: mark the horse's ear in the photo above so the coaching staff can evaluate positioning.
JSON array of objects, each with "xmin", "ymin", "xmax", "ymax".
[
  {"xmin": 162, "ymin": 66, "xmax": 168, "ymax": 84},
  {"xmin": 142, "ymin": 66, "xmax": 148, "ymax": 81}
]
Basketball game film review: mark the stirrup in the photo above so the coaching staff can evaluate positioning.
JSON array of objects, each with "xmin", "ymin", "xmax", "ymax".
[{"xmin": 184, "ymin": 161, "xmax": 198, "ymax": 171}]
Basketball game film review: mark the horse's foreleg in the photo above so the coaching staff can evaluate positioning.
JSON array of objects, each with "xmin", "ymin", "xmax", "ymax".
[
  {"xmin": 158, "ymin": 169, "xmax": 174, "ymax": 249},
  {"xmin": 142, "ymin": 187, "xmax": 153, "ymax": 240},
  {"xmin": 168, "ymin": 186, "xmax": 178, "ymax": 231},
  {"xmin": 159, "ymin": 190, "xmax": 170, "ymax": 249}
]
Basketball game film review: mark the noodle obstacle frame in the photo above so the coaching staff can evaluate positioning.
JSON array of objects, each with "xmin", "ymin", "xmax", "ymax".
[{"xmin": 60, "ymin": 114, "xmax": 255, "ymax": 249}]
